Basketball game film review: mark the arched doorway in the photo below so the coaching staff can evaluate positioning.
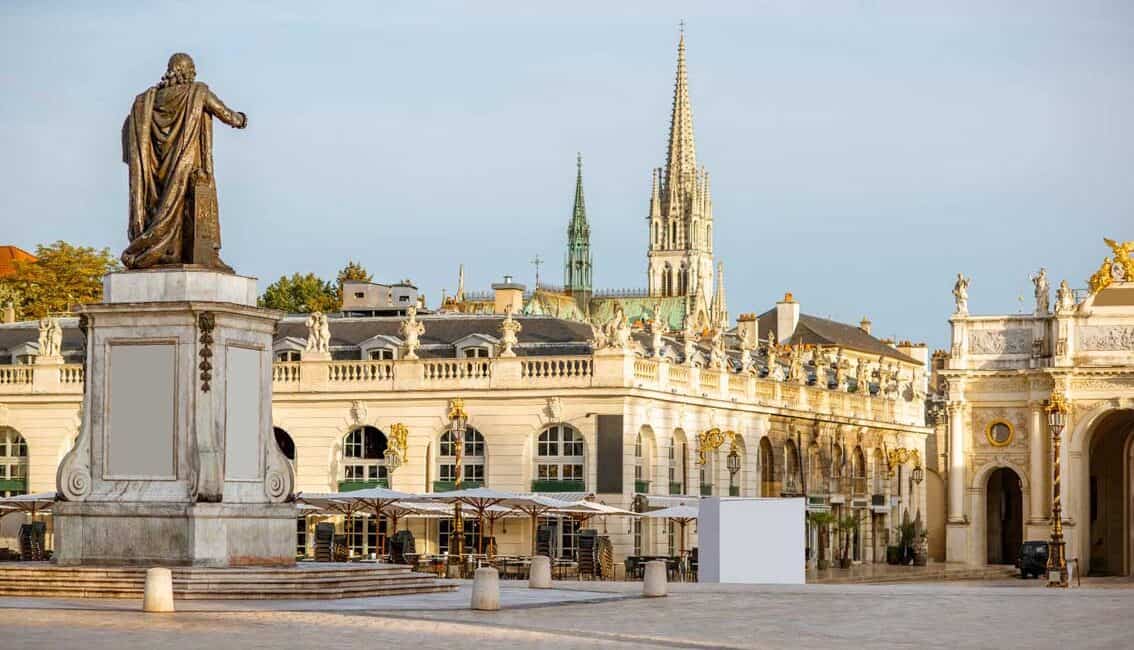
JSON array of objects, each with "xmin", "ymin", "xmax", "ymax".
[
  {"xmin": 986, "ymin": 467, "xmax": 1023, "ymax": 564},
  {"xmin": 1086, "ymin": 410, "xmax": 1134, "ymax": 576}
]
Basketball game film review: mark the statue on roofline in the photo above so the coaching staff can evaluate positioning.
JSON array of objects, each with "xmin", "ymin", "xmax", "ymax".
[
  {"xmin": 121, "ymin": 53, "xmax": 247, "ymax": 271},
  {"xmin": 952, "ymin": 273, "xmax": 970, "ymax": 315},
  {"xmin": 1030, "ymin": 267, "xmax": 1049, "ymax": 314}
]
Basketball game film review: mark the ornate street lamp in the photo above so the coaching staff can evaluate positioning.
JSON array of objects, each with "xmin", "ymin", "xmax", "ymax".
[
  {"xmin": 447, "ymin": 398, "xmax": 469, "ymax": 563},
  {"xmin": 727, "ymin": 447, "xmax": 741, "ymax": 496},
  {"xmin": 1046, "ymin": 392, "xmax": 1069, "ymax": 588}
]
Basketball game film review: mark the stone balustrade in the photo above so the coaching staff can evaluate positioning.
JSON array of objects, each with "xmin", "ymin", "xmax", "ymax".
[
  {"xmin": 328, "ymin": 360, "xmax": 393, "ymax": 383},
  {"xmin": 0, "ymin": 365, "xmax": 33, "ymax": 387},
  {"xmin": 0, "ymin": 363, "xmax": 84, "ymax": 395},
  {"xmin": 4, "ymin": 354, "xmax": 924, "ymax": 427}
]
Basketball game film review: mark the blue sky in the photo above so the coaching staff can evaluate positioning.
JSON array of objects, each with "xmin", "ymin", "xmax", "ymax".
[{"xmin": 2, "ymin": 1, "xmax": 1131, "ymax": 348}]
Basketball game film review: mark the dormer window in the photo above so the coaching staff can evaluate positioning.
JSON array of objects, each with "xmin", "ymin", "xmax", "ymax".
[
  {"xmin": 369, "ymin": 349, "xmax": 394, "ymax": 361},
  {"xmin": 453, "ymin": 333, "xmax": 499, "ymax": 360},
  {"xmin": 276, "ymin": 350, "xmax": 300, "ymax": 362}
]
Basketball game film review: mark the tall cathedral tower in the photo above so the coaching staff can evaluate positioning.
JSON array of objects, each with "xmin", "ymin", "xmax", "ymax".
[
  {"xmin": 647, "ymin": 30, "xmax": 716, "ymax": 326},
  {"xmin": 564, "ymin": 152, "xmax": 593, "ymax": 308}
]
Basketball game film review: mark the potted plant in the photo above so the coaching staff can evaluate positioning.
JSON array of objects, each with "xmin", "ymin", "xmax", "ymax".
[
  {"xmin": 912, "ymin": 531, "xmax": 929, "ymax": 566},
  {"xmin": 836, "ymin": 514, "xmax": 860, "ymax": 569},
  {"xmin": 808, "ymin": 511, "xmax": 836, "ymax": 570},
  {"xmin": 886, "ymin": 544, "xmax": 901, "ymax": 565},
  {"xmin": 898, "ymin": 520, "xmax": 917, "ymax": 566}
]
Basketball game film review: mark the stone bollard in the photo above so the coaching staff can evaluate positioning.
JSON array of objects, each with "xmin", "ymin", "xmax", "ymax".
[
  {"xmin": 643, "ymin": 560, "xmax": 667, "ymax": 598},
  {"xmin": 529, "ymin": 555, "xmax": 552, "ymax": 589},
  {"xmin": 143, "ymin": 567, "xmax": 175, "ymax": 613},
  {"xmin": 470, "ymin": 567, "xmax": 500, "ymax": 611}
]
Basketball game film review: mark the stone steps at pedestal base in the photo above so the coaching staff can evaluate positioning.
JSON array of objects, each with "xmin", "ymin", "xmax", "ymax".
[{"xmin": 0, "ymin": 563, "xmax": 456, "ymax": 600}]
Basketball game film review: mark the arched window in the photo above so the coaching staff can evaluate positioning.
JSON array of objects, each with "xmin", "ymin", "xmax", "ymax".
[
  {"xmin": 534, "ymin": 424, "xmax": 584, "ymax": 491},
  {"xmin": 852, "ymin": 446, "xmax": 867, "ymax": 497},
  {"xmin": 807, "ymin": 443, "xmax": 823, "ymax": 496},
  {"xmin": 831, "ymin": 443, "xmax": 844, "ymax": 494},
  {"xmin": 871, "ymin": 448, "xmax": 885, "ymax": 495},
  {"xmin": 662, "ymin": 264, "xmax": 673, "ymax": 297},
  {"xmin": 678, "ymin": 266, "xmax": 689, "ymax": 295},
  {"xmin": 341, "ymin": 426, "xmax": 387, "ymax": 490},
  {"xmin": 706, "ymin": 224, "xmax": 712, "ymax": 251},
  {"xmin": 0, "ymin": 428, "xmax": 28, "ymax": 497},
  {"xmin": 437, "ymin": 426, "xmax": 485, "ymax": 490},
  {"xmin": 634, "ymin": 432, "xmax": 643, "ymax": 491},
  {"xmin": 783, "ymin": 440, "xmax": 801, "ymax": 496},
  {"xmin": 759, "ymin": 437, "xmax": 775, "ymax": 497},
  {"xmin": 671, "ymin": 430, "xmax": 688, "ymax": 495}
]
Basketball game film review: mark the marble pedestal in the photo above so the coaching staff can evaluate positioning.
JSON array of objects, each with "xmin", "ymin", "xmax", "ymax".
[{"xmin": 54, "ymin": 268, "xmax": 295, "ymax": 567}]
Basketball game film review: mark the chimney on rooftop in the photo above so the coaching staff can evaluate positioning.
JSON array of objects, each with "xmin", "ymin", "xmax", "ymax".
[
  {"xmin": 736, "ymin": 313, "xmax": 758, "ymax": 346},
  {"xmin": 492, "ymin": 275, "xmax": 526, "ymax": 315},
  {"xmin": 775, "ymin": 292, "xmax": 799, "ymax": 344},
  {"xmin": 2, "ymin": 302, "xmax": 14, "ymax": 324},
  {"xmin": 859, "ymin": 316, "xmax": 872, "ymax": 335}
]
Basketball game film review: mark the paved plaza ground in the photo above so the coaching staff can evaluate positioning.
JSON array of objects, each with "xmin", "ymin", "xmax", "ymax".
[{"xmin": 3, "ymin": 577, "xmax": 1134, "ymax": 649}]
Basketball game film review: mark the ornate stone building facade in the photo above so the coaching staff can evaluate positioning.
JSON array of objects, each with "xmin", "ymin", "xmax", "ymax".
[
  {"xmin": 0, "ymin": 32, "xmax": 931, "ymax": 565},
  {"xmin": 935, "ymin": 243, "xmax": 1134, "ymax": 574},
  {"xmin": 1, "ymin": 305, "xmax": 929, "ymax": 563}
]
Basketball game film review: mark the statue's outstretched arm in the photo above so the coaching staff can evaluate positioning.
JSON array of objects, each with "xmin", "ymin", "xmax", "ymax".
[{"xmin": 204, "ymin": 89, "xmax": 247, "ymax": 129}]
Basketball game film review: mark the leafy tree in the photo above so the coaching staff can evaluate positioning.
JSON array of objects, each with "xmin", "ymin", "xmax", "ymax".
[
  {"xmin": 336, "ymin": 260, "xmax": 372, "ymax": 286},
  {"xmin": 1, "ymin": 241, "xmax": 121, "ymax": 318},
  {"xmin": 258, "ymin": 273, "xmax": 338, "ymax": 313}
]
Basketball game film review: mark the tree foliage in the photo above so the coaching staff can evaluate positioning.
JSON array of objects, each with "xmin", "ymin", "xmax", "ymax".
[
  {"xmin": 1, "ymin": 241, "xmax": 121, "ymax": 319},
  {"xmin": 258, "ymin": 273, "xmax": 338, "ymax": 313},
  {"xmin": 336, "ymin": 260, "xmax": 372, "ymax": 286}
]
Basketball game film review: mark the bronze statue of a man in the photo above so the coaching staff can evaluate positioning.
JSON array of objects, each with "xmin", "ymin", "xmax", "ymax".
[{"xmin": 121, "ymin": 53, "xmax": 246, "ymax": 271}]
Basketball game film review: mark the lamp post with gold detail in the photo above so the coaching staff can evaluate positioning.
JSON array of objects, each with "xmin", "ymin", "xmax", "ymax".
[
  {"xmin": 447, "ymin": 399, "xmax": 468, "ymax": 567},
  {"xmin": 1046, "ymin": 392, "xmax": 1069, "ymax": 588}
]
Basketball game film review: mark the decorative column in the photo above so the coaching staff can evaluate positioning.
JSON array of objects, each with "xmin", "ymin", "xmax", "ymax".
[
  {"xmin": 947, "ymin": 402, "xmax": 966, "ymax": 523},
  {"xmin": 1027, "ymin": 402, "xmax": 1048, "ymax": 525}
]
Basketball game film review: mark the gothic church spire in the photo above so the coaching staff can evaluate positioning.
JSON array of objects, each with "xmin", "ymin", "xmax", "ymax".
[{"xmin": 565, "ymin": 153, "xmax": 593, "ymax": 304}]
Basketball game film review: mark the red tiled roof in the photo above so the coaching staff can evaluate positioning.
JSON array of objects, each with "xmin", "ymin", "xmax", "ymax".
[{"xmin": 0, "ymin": 246, "xmax": 36, "ymax": 278}]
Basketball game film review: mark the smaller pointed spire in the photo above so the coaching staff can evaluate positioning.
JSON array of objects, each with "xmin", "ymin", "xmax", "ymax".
[
  {"xmin": 565, "ymin": 153, "xmax": 593, "ymax": 297},
  {"xmin": 649, "ymin": 168, "xmax": 661, "ymax": 219},
  {"xmin": 711, "ymin": 262, "xmax": 727, "ymax": 328}
]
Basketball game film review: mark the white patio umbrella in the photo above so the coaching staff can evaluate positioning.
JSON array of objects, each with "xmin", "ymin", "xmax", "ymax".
[
  {"xmin": 0, "ymin": 493, "xmax": 55, "ymax": 520},
  {"xmin": 331, "ymin": 487, "xmax": 417, "ymax": 555},
  {"xmin": 641, "ymin": 505, "xmax": 698, "ymax": 555},
  {"xmin": 504, "ymin": 495, "xmax": 576, "ymax": 555},
  {"xmin": 423, "ymin": 487, "xmax": 521, "ymax": 554}
]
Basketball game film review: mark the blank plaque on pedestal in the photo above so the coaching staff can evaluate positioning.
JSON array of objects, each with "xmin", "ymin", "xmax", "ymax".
[
  {"xmin": 224, "ymin": 346, "xmax": 262, "ymax": 481},
  {"xmin": 106, "ymin": 343, "xmax": 176, "ymax": 479}
]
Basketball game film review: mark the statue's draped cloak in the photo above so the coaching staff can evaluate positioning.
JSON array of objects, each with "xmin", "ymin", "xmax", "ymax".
[{"xmin": 121, "ymin": 82, "xmax": 215, "ymax": 269}]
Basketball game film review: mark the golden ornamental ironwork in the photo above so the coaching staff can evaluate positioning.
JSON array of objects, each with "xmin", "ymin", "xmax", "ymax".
[
  {"xmin": 447, "ymin": 398, "xmax": 468, "ymax": 421},
  {"xmin": 1087, "ymin": 237, "xmax": 1134, "ymax": 295},
  {"xmin": 384, "ymin": 422, "xmax": 409, "ymax": 470},
  {"xmin": 1046, "ymin": 391, "xmax": 1070, "ymax": 415},
  {"xmin": 697, "ymin": 427, "xmax": 739, "ymax": 465},
  {"xmin": 887, "ymin": 447, "xmax": 921, "ymax": 477}
]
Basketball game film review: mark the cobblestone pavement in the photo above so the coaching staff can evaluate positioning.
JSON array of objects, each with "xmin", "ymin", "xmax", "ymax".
[{"xmin": 3, "ymin": 580, "xmax": 1134, "ymax": 649}]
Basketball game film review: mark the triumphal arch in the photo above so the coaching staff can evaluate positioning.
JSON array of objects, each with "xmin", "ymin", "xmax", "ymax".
[{"xmin": 938, "ymin": 240, "xmax": 1134, "ymax": 575}]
